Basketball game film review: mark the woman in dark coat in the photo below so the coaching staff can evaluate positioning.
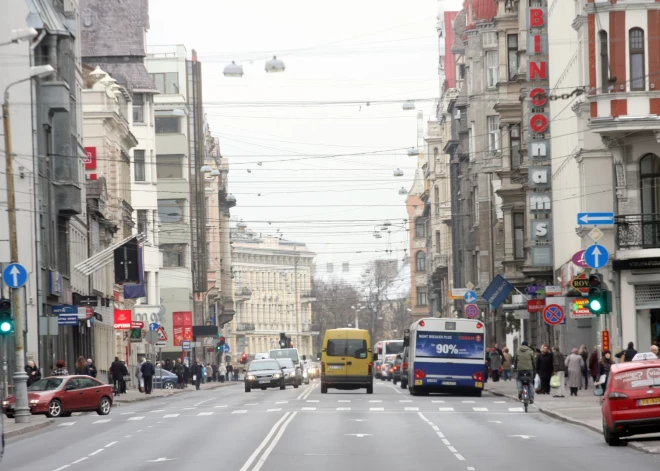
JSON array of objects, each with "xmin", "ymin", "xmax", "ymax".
[
  {"xmin": 536, "ymin": 344, "xmax": 554, "ymax": 394},
  {"xmin": 598, "ymin": 350, "xmax": 614, "ymax": 391},
  {"xmin": 588, "ymin": 345, "xmax": 600, "ymax": 384}
]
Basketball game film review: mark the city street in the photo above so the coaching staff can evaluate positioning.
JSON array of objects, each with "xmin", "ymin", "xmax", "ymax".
[{"xmin": 5, "ymin": 380, "xmax": 660, "ymax": 471}]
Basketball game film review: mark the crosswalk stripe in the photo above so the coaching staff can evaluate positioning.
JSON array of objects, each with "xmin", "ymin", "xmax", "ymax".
[
  {"xmin": 509, "ymin": 407, "xmax": 525, "ymax": 412},
  {"xmin": 438, "ymin": 407, "xmax": 455, "ymax": 412},
  {"xmin": 120, "ymin": 412, "xmax": 134, "ymax": 415},
  {"xmin": 163, "ymin": 414, "xmax": 179, "ymax": 418},
  {"xmin": 197, "ymin": 412, "xmax": 213, "ymax": 416},
  {"xmin": 405, "ymin": 407, "xmax": 419, "ymax": 411},
  {"xmin": 93, "ymin": 419, "xmax": 111, "ymax": 424},
  {"xmin": 473, "ymin": 407, "xmax": 489, "ymax": 411},
  {"xmin": 267, "ymin": 408, "xmax": 282, "ymax": 412},
  {"xmin": 128, "ymin": 416, "xmax": 144, "ymax": 421},
  {"xmin": 150, "ymin": 410, "xmax": 164, "ymax": 413},
  {"xmin": 232, "ymin": 410, "xmax": 247, "ymax": 414}
]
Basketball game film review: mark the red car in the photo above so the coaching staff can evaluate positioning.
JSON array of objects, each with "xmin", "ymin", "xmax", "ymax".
[
  {"xmin": 2, "ymin": 376, "xmax": 113, "ymax": 419},
  {"xmin": 599, "ymin": 358, "xmax": 660, "ymax": 445}
]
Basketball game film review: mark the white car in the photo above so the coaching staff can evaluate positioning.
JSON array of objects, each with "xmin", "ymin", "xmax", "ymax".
[{"xmin": 254, "ymin": 353, "xmax": 269, "ymax": 360}]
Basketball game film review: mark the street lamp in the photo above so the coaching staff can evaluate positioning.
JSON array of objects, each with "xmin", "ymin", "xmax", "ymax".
[
  {"xmin": 0, "ymin": 28, "xmax": 38, "ymax": 47},
  {"xmin": 351, "ymin": 306, "xmax": 365, "ymax": 329},
  {"xmin": 265, "ymin": 56, "xmax": 285, "ymax": 73},
  {"xmin": 223, "ymin": 61, "xmax": 244, "ymax": 78},
  {"xmin": 3, "ymin": 64, "xmax": 55, "ymax": 424}
]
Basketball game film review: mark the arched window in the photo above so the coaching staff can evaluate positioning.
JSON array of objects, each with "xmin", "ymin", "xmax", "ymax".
[
  {"xmin": 599, "ymin": 31, "xmax": 609, "ymax": 93},
  {"xmin": 415, "ymin": 218, "xmax": 426, "ymax": 238},
  {"xmin": 416, "ymin": 251, "xmax": 426, "ymax": 272},
  {"xmin": 629, "ymin": 28, "xmax": 645, "ymax": 91}
]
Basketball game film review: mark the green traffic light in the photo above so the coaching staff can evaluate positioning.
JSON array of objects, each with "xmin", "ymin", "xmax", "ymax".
[
  {"xmin": 590, "ymin": 299, "xmax": 602, "ymax": 312},
  {"xmin": 0, "ymin": 321, "xmax": 12, "ymax": 333}
]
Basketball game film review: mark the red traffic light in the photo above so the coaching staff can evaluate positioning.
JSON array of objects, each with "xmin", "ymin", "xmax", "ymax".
[{"xmin": 219, "ymin": 336, "xmax": 225, "ymax": 343}]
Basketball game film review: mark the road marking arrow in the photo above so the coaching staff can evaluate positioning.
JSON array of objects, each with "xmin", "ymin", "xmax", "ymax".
[{"xmin": 9, "ymin": 265, "xmax": 20, "ymax": 286}]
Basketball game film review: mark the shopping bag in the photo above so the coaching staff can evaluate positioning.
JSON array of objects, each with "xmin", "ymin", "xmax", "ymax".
[
  {"xmin": 550, "ymin": 374, "xmax": 561, "ymax": 389},
  {"xmin": 534, "ymin": 374, "xmax": 541, "ymax": 390},
  {"xmin": 192, "ymin": 375, "xmax": 197, "ymax": 381}
]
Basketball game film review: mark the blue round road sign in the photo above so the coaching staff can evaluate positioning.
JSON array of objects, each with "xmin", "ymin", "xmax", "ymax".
[
  {"xmin": 583, "ymin": 244, "xmax": 609, "ymax": 269},
  {"xmin": 465, "ymin": 304, "xmax": 479, "ymax": 319},
  {"xmin": 463, "ymin": 290, "xmax": 478, "ymax": 304},
  {"xmin": 221, "ymin": 344, "xmax": 230, "ymax": 353},
  {"xmin": 2, "ymin": 263, "xmax": 28, "ymax": 289},
  {"xmin": 543, "ymin": 304, "xmax": 565, "ymax": 326},
  {"xmin": 149, "ymin": 323, "xmax": 160, "ymax": 331}
]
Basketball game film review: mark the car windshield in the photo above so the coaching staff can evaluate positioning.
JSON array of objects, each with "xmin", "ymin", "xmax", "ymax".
[
  {"xmin": 612, "ymin": 367, "xmax": 660, "ymax": 389},
  {"xmin": 249, "ymin": 361, "xmax": 280, "ymax": 371},
  {"xmin": 269, "ymin": 349, "xmax": 299, "ymax": 363},
  {"xmin": 277, "ymin": 358, "xmax": 294, "ymax": 368},
  {"xmin": 28, "ymin": 378, "xmax": 64, "ymax": 391}
]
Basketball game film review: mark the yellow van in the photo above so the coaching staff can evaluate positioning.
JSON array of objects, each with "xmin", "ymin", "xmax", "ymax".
[{"xmin": 321, "ymin": 328, "xmax": 374, "ymax": 394}]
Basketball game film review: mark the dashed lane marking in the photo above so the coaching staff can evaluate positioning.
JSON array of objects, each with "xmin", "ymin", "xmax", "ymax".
[
  {"xmin": 405, "ymin": 407, "xmax": 419, "ymax": 411},
  {"xmin": 509, "ymin": 407, "xmax": 524, "ymax": 412},
  {"xmin": 337, "ymin": 407, "xmax": 351, "ymax": 411},
  {"xmin": 93, "ymin": 419, "xmax": 111, "ymax": 424},
  {"xmin": 88, "ymin": 449, "xmax": 104, "ymax": 456},
  {"xmin": 267, "ymin": 408, "xmax": 282, "ymax": 412},
  {"xmin": 302, "ymin": 407, "xmax": 316, "ymax": 411},
  {"xmin": 370, "ymin": 407, "xmax": 384, "ymax": 411},
  {"xmin": 58, "ymin": 422, "xmax": 75, "ymax": 427},
  {"xmin": 232, "ymin": 410, "xmax": 247, "ymax": 414},
  {"xmin": 127, "ymin": 416, "xmax": 144, "ymax": 421},
  {"xmin": 163, "ymin": 414, "xmax": 179, "ymax": 418},
  {"xmin": 72, "ymin": 457, "xmax": 88, "ymax": 464},
  {"xmin": 473, "ymin": 408, "xmax": 489, "ymax": 412},
  {"xmin": 438, "ymin": 408, "xmax": 455, "ymax": 412},
  {"xmin": 198, "ymin": 412, "xmax": 214, "ymax": 416}
]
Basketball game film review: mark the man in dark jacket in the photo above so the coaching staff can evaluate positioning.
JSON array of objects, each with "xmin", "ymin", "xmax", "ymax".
[
  {"xmin": 536, "ymin": 344, "xmax": 554, "ymax": 394},
  {"xmin": 552, "ymin": 346, "xmax": 566, "ymax": 398},
  {"xmin": 141, "ymin": 358, "xmax": 156, "ymax": 394},
  {"xmin": 514, "ymin": 341, "xmax": 536, "ymax": 402},
  {"xmin": 110, "ymin": 357, "xmax": 124, "ymax": 396},
  {"xmin": 25, "ymin": 360, "xmax": 41, "ymax": 387},
  {"xmin": 192, "ymin": 358, "xmax": 203, "ymax": 390},
  {"xmin": 615, "ymin": 342, "xmax": 637, "ymax": 362},
  {"xmin": 87, "ymin": 358, "xmax": 98, "ymax": 378}
]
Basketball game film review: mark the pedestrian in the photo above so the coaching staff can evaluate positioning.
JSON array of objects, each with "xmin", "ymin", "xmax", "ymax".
[
  {"xmin": 141, "ymin": 357, "xmax": 155, "ymax": 394},
  {"xmin": 193, "ymin": 358, "xmax": 203, "ymax": 390},
  {"xmin": 163, "ymin": 359, "xmax": 172, "ymax": 371},
  {"xmin": 514, "ymin": 340, "xmax": 536, "ymax": 403},
  {"xmin": 598, "ymin": 350, "xmax": 614, "ymax": 391},
  {"xmin": 493, "ymin": 343, "xmax": 504, "ymax": 362},
  {"xmin": 578, "ymin": 344, "xmax": 589, "ymax": 390},
  {"xmin": 565, "ymin": 347, "xmax": 585, "ymax": 396},
  {"xmin": 536, "ymin": 344, "xmax": 554, "ymax": 394},
  {"xmin": 75, "ymin": 356, "xmax": 90, "ymax": 376},
  {"xmin": 136, "ymin": 359, "xmax": 145, "ymax": 393},
  {"xmin": 615, "ymin": 341, "xmax": 637, "ymax": 363},
  {"xmin": 501, "ymin": 348, "xmax": 513, "ymax": 381},
  {"xmin": 183, "ymin": 362, "xmax": 190, "ymax": 387},
  {"xmin": 588, "ymin": 345, "xmax": 599, "ymax": 385},
  {"xmin": 489, "ymin": 348, "xmax": 502, "ymax": 382},
  {"xmin": 212, "ymin": 363, "xmax": 218, "ymax": 382},
  {"xmin": 174, "ymin": 359, "xmax": 185, "ymax": 389},
  {"xmin": 110, "ymin": 357, "xmax": 124, "ymax": 396},
  {"xmin": 53, "ymin": 360, "xmax": 68, "ymax": 376},
  {"xmin": 651, "ymin": 345, "xmax": 659, "ymax": 359},
  {"xmin": 87, "ymin": 358, "xmax": 97, "ymax": 378},
  {"xmin": 120, "ymin": 361, "xmax": 129, "ymax": 393},
  {"xmin": 226, "ymin": 363, "xmax": 234, "ymax": 382},
  {"xmin": 206, "ymin": 364, "xmax": 213, "ymax": 383},
  {"xmin": 25, "ymin": 360, "xmax": 41, "ymax": 387},
  {"xmin": 551, "ymin": 346, "xmax": 566, "ymax": 398}
]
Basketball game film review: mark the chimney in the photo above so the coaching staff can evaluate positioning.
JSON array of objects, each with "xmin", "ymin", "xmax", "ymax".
[{"xmin": 192, "ymin": 49, "xmax": 198, "ymax": 62}]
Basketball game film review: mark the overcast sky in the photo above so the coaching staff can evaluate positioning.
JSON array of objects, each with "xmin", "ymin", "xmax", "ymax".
[{"xmin": 148, "ymin": 0, "xmax": 463, "ymax": 285}]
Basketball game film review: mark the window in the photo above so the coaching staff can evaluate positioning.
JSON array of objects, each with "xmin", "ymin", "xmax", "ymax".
[
  {"xmin": 416, "ymin": 286, "xmax": 428, "ymax": 307},
  {"xmin": 327, "ymin": 339, "xmax": 368, "ymax": 358},
  {"xmin": 599, "ymin": 31, "xmax": 609, "ymax": 93},
  {"xmin": 514, "ymin": 212, "xmax": 525, "ymax": 259},
  {"xmin": 156, "ymin": 155, "xmax": 184, "ymax": 179},
  {"xmin": 629, "ymin": 28, "xmax": 645, "ymax": 91},
  {"xmin": 458, "ymin": 63, "xmax": 466, "ymax": 80},
  {"xmin": 57, "ymin": 217, "xmax": 69, "ymax": 275},
  {"xmin": 150, "ymin": 72, "xmax": 179, "ymax": 95},
  {"xmin": 483, "ymin": 31, "xmax": 497, "ymax": 48},
  {"xmin": 474, "ymin": 193, "xmax": 480, "ymax": 226},
  {"xmin": 508, "ymin": 34, "xmax": 518, "ymax": 80},
  {"xmin": 137, "ymin": 210, "xmax": 148, "ymax": 235},
  {"xmin": 467, "ymin": 63, "xmax": 473, "ymax": 95},
  {"xmin": 416, "ymin": 251, "xmax": 426, "ymax": 272},
  {"xmin": 161, "ymin": 243, "xmax": 186, "ymax": 267},
  {"xmin": 157, "ymin": 199, "xmax": 185, "ymax": 223},
  {"xmin": 469, "ymin": 123, "xmax": 476, "ymax": 162},
  {"xmin": 488, "ymin": 116, "xmax": 500, "ymax": 152},
  {"xmin": 434, "ymin": 188, "xmax": 440, "ymax": 215},
  {"xmin": 155, "ymin": 117, "xmax": 180, "ymax": 134},
  {"xmin": 132, "ymin": 94, "xmax": 144, "ymax": 123},
  {"xmin": 415, "ymin": 218, "xmax": 426, "ymax": 238},
  {"xmin": 486, "ymin": 50, "xmax": 498, "ymax": 88},
  {"xmin": 510, "ymin": 125, "xmax": 521, "ymax": 168},
  {"xmin": 435, "ymin": 231, "xmax": 441, "ymax": 254},
  {"xmin": 134, "ymin": 149, "xmax": 145, "ymax": 181},
  {"xmin": 640, "ymin": 154, "xmax": 660, "ymax": 215}
]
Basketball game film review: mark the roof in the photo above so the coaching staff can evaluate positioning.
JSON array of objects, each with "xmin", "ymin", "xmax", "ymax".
[
  {"xmin": 26, "ymin": 0, "xmax": 70, "ymax": 35},
  {"xmin": 83, "ymin": 60, "xmax": 158, "ymax": 94},
  {"xmin": 80, "ymin": 0, "xmax": 149, "ymax": 57},
  {"xmin": 611, "ymin": 358, "xmax": 660, "ymax": 374}
]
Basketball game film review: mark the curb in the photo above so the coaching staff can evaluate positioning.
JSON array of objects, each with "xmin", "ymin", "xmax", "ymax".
[
  {"xmin": 487, "ymin": 388, "xmax": 659, "ymax": 454},
  {"xmin": 5, "ymin": 418, "xmax": 54, "ymax": 439},
  {"xmin": 113, "ymin": 382, "xmax": 236, "ymax": 406}
]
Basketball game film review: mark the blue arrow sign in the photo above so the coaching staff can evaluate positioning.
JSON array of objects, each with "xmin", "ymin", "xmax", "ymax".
[
  {"xmin": 148, "ymin": 323, "xmax": 160, "ymax": 332},
  {"xmin": 584, "ymin": 244, "xmax": 609, "ymax": 269},
  {"xmin": 464, "ymin": 290, "xmax": 478, "ymax": 304},
  {"xmin": 577, "ymin": 212, "xmax": 614, "ymax": 225},
  {"xmin": 221, "ymin": 344, "xmax": 230, "ymax": 353},
  {"xmin": 2, "ymin": 263, "xmax": 28, "ymax": 289}
]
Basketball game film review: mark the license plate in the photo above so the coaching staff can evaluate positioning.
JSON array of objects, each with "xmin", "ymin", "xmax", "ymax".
[
  {"xmin": 475, "ymin": 382, "xmax": 483, "ymax": 388},
  {"xmin": 258, "ymin": 379, "xmax": 270, "ymax": 384},
  {"xmin": 415, "ymin": 379, "xmax": 422, "ymax": 386},
  {"xmin": 442, "ymin": 381, "xmax": 456, "ymax": 386},
  {"xmin": 638, "ymin": 397, "xmax": 660, "ymax": 406},
  {"xmin": 330, "ymin": 365, "xmax": 344, "ymax": 370}
]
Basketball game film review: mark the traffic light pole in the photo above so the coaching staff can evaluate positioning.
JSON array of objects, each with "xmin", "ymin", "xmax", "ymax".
[{"xmin": 3, "ymin": 96, "xmax": 30, "ymax": 423}]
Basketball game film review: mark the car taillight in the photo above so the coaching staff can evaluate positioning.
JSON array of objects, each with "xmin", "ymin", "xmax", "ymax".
[
  {"xmin": 321, "ymin": 362, "xmax": 325, "ymax": 374},
  {"xmin": 368, "ymin": 362, "xmax": 373, "ymax": 375},
  {"xmin": 376, "ymin": 365, "xmax": 381, "ymax": 371},
  {"xmin": 394, "ymin": 365, "xmax": 399, "ymax": 371},
  {"xmin": 414, "ymin": 369, "xmax": 426, "ymax": 379},
  {"xmin": 403, "ymin": 362, "xmax": 408, "ymax": 370},
  {"xmin": 608, "ymin": 392, "xmax": 629, "ymax": 399},
  {"xmin": 472, "ymin": 372, "xmax": 483, "ymax": 382},
  {"xmin": 389, "ymin": 367, "xmax": 393, "ymax": 372}
]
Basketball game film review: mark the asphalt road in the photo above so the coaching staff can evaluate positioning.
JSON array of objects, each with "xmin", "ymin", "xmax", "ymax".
[{"xmin": 4, "ymin": 379, "xmax": 660, "ymax": 471}]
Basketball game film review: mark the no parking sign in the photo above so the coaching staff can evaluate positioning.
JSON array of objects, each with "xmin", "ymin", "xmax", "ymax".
[
  {"xmin": 543, "ymin": 304, "xmax": 565, "ymax": 326},
  {"xmin": 465, "ymin": 304, "xmax": 479, "ymax": 319}
]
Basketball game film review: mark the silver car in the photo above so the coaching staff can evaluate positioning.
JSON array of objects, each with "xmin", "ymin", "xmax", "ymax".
[{"xmin": 276, "ymin": 358, "xmax": 302, "ymax": 388}]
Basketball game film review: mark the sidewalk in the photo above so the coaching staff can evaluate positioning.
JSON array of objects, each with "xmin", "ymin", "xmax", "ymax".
[
  {"xmin": 4, "ymin": 415, "xmax": 53, "ymax": 440},
  {"xmin": 486, "ymin": 379, "xmax": 660, "ymax": 454},
  {"xmin": 113, "ymin": 379, "xmax": 237, "ymax": 405}
]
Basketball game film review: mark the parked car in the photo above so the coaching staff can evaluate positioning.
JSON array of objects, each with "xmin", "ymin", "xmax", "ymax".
[
  {"xmin": 276, "ymin": 358, "xmax": 301, "ymax": 388},
  {"xmin": 244, "ymin": 359, "xmax": 285, "ymax": 392},
  {"xmin": 400, "ymin": 346, "xmax": 409, "ymax": 389},
  {"xmin": 2, "ymin": 376, "xmax": 113, "ymax": 419},
  {"xmin": 392, "ymin": 354, "xmax": 403, "ymax": 385},
  {"xmin": 154, "ymin": 367, "xmax": 178, "ymax": 389},
  {"xmin": 597, "ymin": 357, "xmax": 660, "ymax": 445}
]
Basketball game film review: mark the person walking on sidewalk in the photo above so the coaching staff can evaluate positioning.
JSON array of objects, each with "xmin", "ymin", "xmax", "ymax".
[
  {"xmin": 489, "ymin": 348, "xmax": 502, "ymax": 382},
  {"xmin": 25, "ymin": 360, "xmax": 41, "ymax": 387},
  {"xmin": 578, "ymin": 344, "xmax": 589, "ymax": 390},
  {"xmin": 75, "ymin": 356, "xmax": 90, "ymax": 376},
  {"xmin": 141, "ymin": 357, "xmax": 155, "ymax": 394},
  {"xmin": 174, "ymin": 359, "xmax": 185, "ymax": 389},
  {"xmin": 536, "ymin": 344, "xmax": 554, "ymax": 394},
  {"xmin": 589, "ymin": 346, "xmax": 600, "ymax": 385},
  {"xmin": 53, "ymin": 360, "xmax": 68, "ymax": 376},
  {"xmin": 226, "ymin": 363, "xmax": 234, "ymax": 382},
  {"xmin": 565, "ymin": 348, "xmax": 585, "ymax": 396},
  {"xmin": 598, "ymin": 350, "xmax": 614, "ymax": 391},
  {"xmin": 502, "ymin": 348, "xmax": 513, "ymax": 381},
  {"xmin": 615, "ymin": 342, "xmax": 637, "ymax": 363},
  {"xmin": 87, "ymin": 358, "xmax": 98, "ymax": 378},
  {"xmin": 551, "ymin": 346, "xmax": 566, "ymax": 397},
  {"xmin": 110, "ymin": 357, "xmax": 124, "ymax": 396},
  {"xmin": 136, "ymin": 359, "xmax": 145, "ymax": 392},
  {"xmin": 212, "ymin": 363, "xmax": 218, "ymax": 382},
  {"xmin": 514, "ymin": 341, "xmax": 536, "ymax": 403},
  {"xmin": 192, "ymin": 359, "xmax": 203, "ymax": 390}
]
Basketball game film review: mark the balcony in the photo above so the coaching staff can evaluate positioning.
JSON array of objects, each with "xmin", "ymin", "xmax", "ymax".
[
  {"xmin": 235, "ymin": 322, "xmax": 255, "ymax": 332},
  {"xmin": 437, "ymin": 203, "xmax": 452, "ymax": 222},
  {"xmin": 235, "ymin": 286, "xmax": 253, "ymax": 302},
  {"xmin": 432, "ymin": 254, "xmax": 449, "ymax": 271},
  {"xmin": 615, "ymin": 214, "xmax": 660, "ymax": 250},
  {"xmin": 300, "ymin": 291, "xmax": 316, "ymax": 302}
]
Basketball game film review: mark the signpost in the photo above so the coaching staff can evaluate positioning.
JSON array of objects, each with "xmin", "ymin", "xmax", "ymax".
[
  {"xmin": 182, "ymin": 340, "xmax": 191, "ymax": 351},
  {"xmin": 450, "ymin": 288, "xmax": 469, "ymax": 300},
  {"xmin": 2, "ymin": 263, "xmax": 28, "ymax": 289},
  {"xmin": 465, "ymin": 304, "xmax": 479, "ymax": 319},
  {"xmin": 584, "ymin": 244, "xmax": 609, "ymax": 269},
  {"xmin": 543, "ymin": 304, "xmax": 565, "ymax": 326},
  {"xmin": 602, "ymin": 330, "xmax": 610, "ymax": 352},
  {"xmin": 527, "ymin": 299, "xmax": 545, "ymax": 313},
  {"xmin": 464, "ymin": 290, "xmax": 478, "ymax": 304},
  {"xmin": 577, "ymin": 212, "xmax": 614, "ymax": 225}
]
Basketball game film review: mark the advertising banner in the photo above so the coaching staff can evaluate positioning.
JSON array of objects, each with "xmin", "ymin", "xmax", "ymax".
[
  {"xmin": 172, "ymin": 311, "xmax": 193, "ymax": 347},
  {"xmin": 415, "ymin": 331, "xmax": 485, "ymax": 360},
  {"xmin": 113, "ymin": 309, "xmax": 132, "ymax": 330}
]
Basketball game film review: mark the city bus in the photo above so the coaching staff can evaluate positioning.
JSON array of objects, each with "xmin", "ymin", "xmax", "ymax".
[
  {"xmin": 374, "ymin": 339, "xmax": 404, "ymax": 379},
  {"xmin": 404, "ymin": 318, "xmax": 486, "ymax": 396}
]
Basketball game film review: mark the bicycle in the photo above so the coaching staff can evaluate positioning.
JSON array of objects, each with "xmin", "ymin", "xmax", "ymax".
[{"xmin": 518, "ymin": 371, "xmax": 533, "ymax": 413}]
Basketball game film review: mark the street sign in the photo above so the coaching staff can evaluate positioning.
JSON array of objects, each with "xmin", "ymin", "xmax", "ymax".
[
  {"xmin": 465, "ymin": 304, "xmax": 479, "ymax": 319},
  {"xmin": 577, "ymin": 212, "xmax": 614, "ymax": 225},
  {"xmin": 588, "ymin": 227, "xmax": 604, "ymax": 243},
  {"xmin": 156, "ymin": 326, "xmax": 168, "ymax": 346},
  {"xmin": 148, "ymin": 323, "xmax": 160, "ymax": 331},
  {"xmin": 571, "ymin": 274, "xmax": 590, "ymax": 294},
  {"xmin": 584, "ymin": 244, "xmax": 609, "ymax": 269},
  {"xmin": 466, "ymin": 282, "xmax": 475, "ymax": 290},
  {"xmin": 2, "ymin": 263, "xmax": 28, "ymax": 289},
  {"xmin": 602, "ymin": 330, "xmax": 610, "ymax": 352},
  {"xmin": 58, "ymin": 314, "xmax": 78, "ymax": 326},
  {"xmin": 449, "ymin": 288, "xmax": 469, "ymax": 300},
  {"xmin": 545, "ymin": 285, "xmax": 562, "ymax": 296},
  {"xmin": 145, "ymin": 330, "xmax": 158, "ymax": 345},
  {"xmin": 571, "ymin": 250, "xmax": 589, "ymax": 268},
  {"xmin": 527, "ymin": 299, "xmax": 545, "ymax": 313},
  {"xmin": 543, "ymin": 304, "xmax": 565, "ymax": 326},
  {"xmin": 221, "ymin": 344, "xmax": 231, "ymax": 353},
  {"xmin": 182, "ymin": 340, "xmax": 191, "ymax": 351},
  {"xmin": 132, "ymin": 320, "xmax": 144, "ymax": 329},
  {"xmin": 464, "ymin": 290, "xmax": 478, "ymax": 304},
  {"xmin": 570, "ymin": 298, "xmax": 594, "ymax": 319}
]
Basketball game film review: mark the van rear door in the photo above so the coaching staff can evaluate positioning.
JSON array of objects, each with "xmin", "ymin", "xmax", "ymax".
[
  {"xmin": 345, "ymin": 331, "xmax": 370, "ymax": 379},
  {"xmin": 325, "ymin": 331, "xmax": 349, "ymax": 381}
]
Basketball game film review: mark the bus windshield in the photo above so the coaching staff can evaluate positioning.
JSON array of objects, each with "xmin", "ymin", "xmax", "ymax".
[{"xmin": 415, "ymin": 331, "xmax": 484, "ymax": 360}]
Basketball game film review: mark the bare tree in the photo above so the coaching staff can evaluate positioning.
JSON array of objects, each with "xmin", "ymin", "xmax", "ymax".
[
  {"xmin": 357, "ymin": 261, "xmax": 398, "ymax": 343},
  {"xmin": 386, "ymin": 296, "xmax": 413, "ymax": 338},
  {"xmin": 311, "ymin": 277, "xmax": 360, "ymax": 354}
]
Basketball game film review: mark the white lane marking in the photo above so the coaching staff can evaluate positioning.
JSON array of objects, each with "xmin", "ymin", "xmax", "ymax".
[
  {"xmin": 489, "ymin": 421, "xmax": 502, "ymax": 424},
  {"xmin": 399, "ymin": 400, "xmax": 413, "ymax": 403},
  {"xmin": 105, "ymin": 442, "xmax": 118, "ymax": 448},
  {"xmin": 89, "ymin": 449, "xmax": 104, "ymax": 457},
  {"xmin": 447, "ymin": 446, "xmax": 458, "ymax": 453},
  {"xmin": 245, "ymin": 403, "xmax": 258, "ymax": 406},
  {"xmin": 125, "ymin": 435, "xmax": 131, "ymax": 438},
  {"xmin": 198, "ymin": 412, "xmax": 213, "ymax": 416},
  {"xmin": 468, "ymin": 467, "xmax": 475, "ymax": 470},
  {"xmin": 163, "ymin": 414, "xmax": 179, "ymax": 418},
  {"xmin": 431, "ymin": 425, "xmax": 440, "ymax": 431},
  {"xmin": 455, "ymin": 454, "xmax": 465, "ymax": 461},
  {"xmin": 58, "ymin": 422, "xmax": 75, "ymax": 427},
  {"xmin": 494, "ymin": 401, "xmax": 506, "ymax": 403},
  {"xmin": 93, "ymin": 419, "xmax": 111, "ymax": 424},
  {"xmin": 150, "ymin": 409, "xmax": 165, "ymax": 413},
  {"xmin": 72, "ymin": 458, "xmax": 88, "ymax": 464},
  {"xmin": 183, "ymin": 407, "xmax": 196, "ymax": 410},
  {"xmin": 232, "ymin": 410, "xmax": 247, "ymax": 414},
  {"xmin": 52, "ymin": 466, "xmax": 69, "ymax": 471},
  {"xmin": 438, "ymin": 407, "xmax": 455, "ymax": 412},
  {"xmin": 276, "ymin": 401, "xmax": 289, "ymax": 404},
  {"xmin": 436, "ymin": 432, "xmax": 445, "ymax": 439},
  {"xmin": 214, "ymin": 405, "xmax": 228, "ymax": 408},
  {"xmin": 473, "ymin": 407, "xmax": 488, "ymax": 412},
  {"xmin": 442, "ymin": 438, "xmax": 451, "ymax": 445},
  {"xmin": 432, "ymin": 400, "xmax": 445, "ymax": 403},
  {"xmin": 509, "ymin": 407, "xmax": 524, "ymax": 412},
  {"xmin": 370, "ymin": 407, "xmax": 384, "ymax": 411},
  {"xmin": 120, "ymin": 412, "xmax": 135, "ymax": 415},
  {"xmin": 369, "ymin": 400, "xmax": 382, "ymax": 403},
  {"xmin": 302, "ymin": 407, "xmax": 316, "ymax": 411},
  {"xmin": 267, "ymin": 408, "xmax": 282, "ymax": 412},
  {"xmin": 338, "ymin": 400, "xmax": 351, "ymax": 403},
  {"xmin": 462, "ymin": 401, "xmax": 475, "ymax": 403},
  {"xmin": 337, "ymin": 407, "xmax": 351, "ymax": 411},
  {"xmin": 390, "ymin": 385, "xmax": 403, "ymax": 394},
  {"xmin": 239, "ymin": 412, "xmax": 291, "ymax": 471},
  {"xmin": 128, "ymin": 416, "xmax": 144, "ymax": 421},
  {"xmin": 193, "ymin": 398, "xmax": 214, "ymax": 407},
  {"xmin": 405, "ymin": 407, "xmax": 419, "ymax": 411},
  {"xmin": 306, "ymin": 400, "xmax": 319, "ymax": 403},
  {"xmin": 252, "ymin": 412, "xmax": 298, "ymax": 471},
  {"xmin": 417, "ymin": 412, "xmax": 430, "ymax": 422},
  {"xmin": 346, "ymin": 434, "xmax": 372, "ymax": 438}
]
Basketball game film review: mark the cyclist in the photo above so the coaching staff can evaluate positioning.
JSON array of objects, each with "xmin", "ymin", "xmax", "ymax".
[{"xmin": 514, "ymin": 340, "xmax": 536, "ymax": 404}]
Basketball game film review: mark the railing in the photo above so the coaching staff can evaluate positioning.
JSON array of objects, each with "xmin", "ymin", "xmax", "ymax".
[
  {"xmin": 615, "ymin": 214, "xmax": 660, "ymax": 250},
  {"xmin": 433, "ymin": 254, "xmax": 449, "ymax": 270},
  {"xmin": 235, "ymin": 322, "xmax": 255, "ymax": 331},
  {"xmin": 300, "ymin": 291, "xmax": 314, "ymax": 298}
]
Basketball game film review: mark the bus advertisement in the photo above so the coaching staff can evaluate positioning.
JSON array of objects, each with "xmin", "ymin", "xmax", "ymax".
[{"xmin": 405, "ymin": 318, "xmax": 486, "ymax": 396}]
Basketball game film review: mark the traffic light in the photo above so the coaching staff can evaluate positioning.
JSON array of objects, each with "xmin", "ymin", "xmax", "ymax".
[
  {"xmin": 279, "ymin": 332, "xmax": 287, "ymax": 349},
  {"xmin": 0, "ymin": 298, "xmax": 12, "ymax": 335},
  {"xmin": 587, "ymin": 274, "xmax": 612, "ymax": 315},
  {"xmin": 240, "ymin": 353, "xmax": 248, "ymax": 364},
  {"xmin": 216, "ymin": 336, "xmax": 226, "ymax": 352}
]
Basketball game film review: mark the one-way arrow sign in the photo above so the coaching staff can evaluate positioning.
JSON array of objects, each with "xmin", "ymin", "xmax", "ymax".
[{"xmin": 577, "ymin": 212, "xmax": 614, "ymax": 225}]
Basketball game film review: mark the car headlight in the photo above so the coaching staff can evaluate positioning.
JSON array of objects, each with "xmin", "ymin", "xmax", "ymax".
[
  {"xmin": 273, "ymin": 373, "xmax": 281, "ymax": 379},
  {"xmin": 290, "ymin": 372, "xmax": 296, "ymax": 377},
  {"xmin": 29, "ymin": 400, "xmax": 39, "ymax": 405},
  {"xmin": 246, "ymin": 375, "xmax": 256, "ymax": 381},
  {"xmin": 2, "ymin": 401, "xmax": 8, "ymax": 407}
]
